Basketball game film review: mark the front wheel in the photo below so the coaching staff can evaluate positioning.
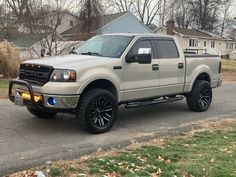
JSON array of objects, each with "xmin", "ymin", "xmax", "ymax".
[
  {"xmin": 186, "ymin": 80, "xmax": 212, "ymax": 112},
  {"xmin": 27, "ymin": 107, "xmax": 57, "ymax": 119},
  {"xmin": 77, "ymin": 88, "xmax": 118, "ymax": 134}
]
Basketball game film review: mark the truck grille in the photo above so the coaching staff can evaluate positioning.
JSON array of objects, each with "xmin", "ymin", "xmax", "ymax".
[{"xmin": 19, "ymin": 64, "xmax": 53, "ymax": 85}]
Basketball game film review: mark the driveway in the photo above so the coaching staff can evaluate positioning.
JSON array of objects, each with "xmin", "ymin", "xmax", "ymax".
[{"xmin": 1, "ymin": 82, "xmax": 236, "ymax": 176}]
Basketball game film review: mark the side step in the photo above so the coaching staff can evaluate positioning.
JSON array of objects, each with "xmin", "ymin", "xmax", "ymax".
[{"xmin": 125, "ymin": 96, "xmax": 184, "ymax": 109}]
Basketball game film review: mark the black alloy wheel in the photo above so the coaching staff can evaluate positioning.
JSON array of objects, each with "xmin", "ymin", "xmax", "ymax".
[
  {"xmin": 77, "ymin": 88, "xmax": 118, "ymax": 134},
  {"xmin": 90, "ymin": 96, "xmax": 114, "ymax": 129},
  {"xmin": 187, "ymin": 80, "xmax": 212, "ymax": 112}
]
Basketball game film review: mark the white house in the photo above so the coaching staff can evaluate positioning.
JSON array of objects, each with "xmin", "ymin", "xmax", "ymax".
[
  {"xmin": 19, "ymin": 11, "xmax": 80, "ymax": 34},
  {"xmin": 154, "ymin": 20, "xmax": 236, "ymax": 58}
]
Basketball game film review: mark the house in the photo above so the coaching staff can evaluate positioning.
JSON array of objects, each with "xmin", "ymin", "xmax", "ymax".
[
  {"xmin": 154, "ymin": 20, "xmax": 236, "ymax": 58},
  {"xmin": 8, "ymin": 33, "xmax": 81, "ymax": 60},
  {"xmin": 18, "ymin": 11, "xmax": 80, "ymax": 34},
  {"xmin": 50, "ymin": 11, "xmax": 80, "ymax": 34},
  {"xmin": 7, "ymin": 11, "xmax": 152, "ymax": 59},
  {"xmin": 61, "ymin": 12, "xmax": 152, "ymax": 40},
  {"xmin": 8, "ymin": 33, "xmax": 48, "ymax": 60}
]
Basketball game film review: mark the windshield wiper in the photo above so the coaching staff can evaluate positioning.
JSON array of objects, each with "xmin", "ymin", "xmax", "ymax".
[{"xmin": 81, "ymin": 52, "xmax": 103, "ymax": 56}]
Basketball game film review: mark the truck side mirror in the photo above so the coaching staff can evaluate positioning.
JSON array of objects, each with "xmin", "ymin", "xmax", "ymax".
[
  {"xmin": 125, "ymin": 54, "xmax": 151, "ymax": 64},
  {"xmin": 69, "ymin": 47, "xmax": 76, "ymax": 54}
]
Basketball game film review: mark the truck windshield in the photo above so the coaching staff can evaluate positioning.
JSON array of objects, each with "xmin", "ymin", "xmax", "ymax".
[{"xmin": 75, "ymin": 35, "xmax": 134, "ymax": 58}]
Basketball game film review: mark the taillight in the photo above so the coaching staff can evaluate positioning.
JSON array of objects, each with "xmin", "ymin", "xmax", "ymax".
[{"xmin": 219, "ymin": 61, "xmax": 221, "ymax": 73}]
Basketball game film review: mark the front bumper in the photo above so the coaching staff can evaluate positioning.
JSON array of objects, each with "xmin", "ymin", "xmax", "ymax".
[{"xmin": 9, "ymin": 79, "xmax": 80, "ymax": 111}]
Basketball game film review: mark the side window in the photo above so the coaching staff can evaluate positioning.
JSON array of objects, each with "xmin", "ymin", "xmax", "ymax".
[
  {"xmin": 129, "ymin": 40, "xmax": 152, "ymax": 56},
  {"xmin": 155, "ymin": 40, "xmax": 179, "ymax": 58}
]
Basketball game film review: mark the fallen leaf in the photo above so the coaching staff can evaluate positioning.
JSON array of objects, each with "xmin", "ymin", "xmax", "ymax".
[
  {"xmin": 209, "ymin": 158, "xmax": 215, "ymax": 163},
  {"xmin": 137, "ymin": 156, "xmax": 147, "ymax": 162},
  {"xmin": 157, "ymin": 155, "xmax": 164, "ymax": 161},
  {"xmin": 165, "ymin": 159, "xmax": 171, "ymax": 164},
  {"xmin": 106, "ymin": 171, "xmax": 117, "ymax": 177},
  {"xmin": 151, "ymin": 168, "xmax": 162, "ymax": 177}
]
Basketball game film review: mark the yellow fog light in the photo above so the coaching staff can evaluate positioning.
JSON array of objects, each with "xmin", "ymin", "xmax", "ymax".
[{"xmin": 21, "ymin": 92, "xmax": 43, "ymax": 102}]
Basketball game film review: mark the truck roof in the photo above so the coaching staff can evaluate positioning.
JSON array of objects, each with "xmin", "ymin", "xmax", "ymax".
[{"xmin": 102, "ymin": 33, "xmax": 175, "ymax": 39}]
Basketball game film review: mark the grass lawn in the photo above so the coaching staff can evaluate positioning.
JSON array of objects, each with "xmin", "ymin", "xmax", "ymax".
[
  {"xmin": 221, "ymin": 60, "xmax": 236, "ymax": 82},
  {"xmin": 0, "ymin": 80, "xmax": 9, "ymax": 99},
  {"xmin": 8, "ymin": 120, "xmax": 236, "ymax": 177}
]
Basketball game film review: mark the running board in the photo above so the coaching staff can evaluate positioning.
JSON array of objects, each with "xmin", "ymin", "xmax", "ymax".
[{"xmin": 125, "ymin": 96, "xmax": 184, "ymax": 109}]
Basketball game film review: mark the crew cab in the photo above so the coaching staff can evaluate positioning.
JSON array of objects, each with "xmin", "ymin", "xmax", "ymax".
[{"xmin": 9, "ymin": 34, "xmax": 222, "ymax": 133}]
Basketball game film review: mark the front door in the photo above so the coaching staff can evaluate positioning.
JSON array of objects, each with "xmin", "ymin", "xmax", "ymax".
[{"xmin": 123, "ymin": 38, "xmax": 160, "ymax": 101}]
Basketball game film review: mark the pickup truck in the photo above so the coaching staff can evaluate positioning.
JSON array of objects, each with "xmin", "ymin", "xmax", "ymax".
[{"xmin": 9, "ymin": 34, "xmax": 222, "ymax": 134}]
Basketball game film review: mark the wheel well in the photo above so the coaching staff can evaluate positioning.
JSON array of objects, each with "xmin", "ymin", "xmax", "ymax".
[
  {"xmin": 195, "ymin": 73, "xmax": 211, "ymax": 83},
  {"xmin": 81, "ymin": 79, "xmax": 118, "ymax": 99}
]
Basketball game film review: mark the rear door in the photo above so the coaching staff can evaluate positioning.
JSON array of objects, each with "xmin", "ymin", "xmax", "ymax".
[
  {"xmin": 153, "ymin": 39, "xmax": 185, "ymax": 96},
  {"xmin": 123, "ymin": 38, "xmax": 160, "ymax": 101}
]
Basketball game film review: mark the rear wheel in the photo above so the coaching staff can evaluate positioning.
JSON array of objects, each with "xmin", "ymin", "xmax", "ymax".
[
  {"xmin": 77, "ymin": 88, "xmax": 118, "ymax": 134},
  {"xmin": 186, "ymin": 80, "xmax": 212, "ymax": 112},
  {"xmin": 27, "ymin": 107, "xmax": 57, "ymax": 119}
]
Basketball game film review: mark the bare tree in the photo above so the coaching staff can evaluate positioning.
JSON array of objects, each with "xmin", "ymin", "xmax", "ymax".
[
  {"xmin": 226, "ymin": 16, "xmax": 236, "ymax": 39},
  {"xmin": 106, "ymin": 0, "xmax": 135, "ymax": 12},
  {"xmin": 0, "ymin": 1, "xmax": 18, "ymax": 39},
  {"xmin": 219, "ymin": 0, "xmax": 232, "ymax": 36},
  {"xmin": 5, "ymin": 0, "xmax": 42, "ymax": 33},
  {"xmin": 173, "ymin": 0, "xmax": 191, "ymax": 28},
  {"xmin": 79, "ymin": 0, "xmax": 104, "ymax": 32},
  {"xmin": 187, "ymin": 0, "xmax": 221, "ymax": 31},
  {"xmin": 106, "ymin": 0, "xmax": 162, "ymax": 25},
  {"xmin": 36, "ymin": 0, "xmax": 76, "ymax": 56}
]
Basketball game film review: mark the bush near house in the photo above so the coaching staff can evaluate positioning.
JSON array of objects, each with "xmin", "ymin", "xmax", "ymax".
[{"xmin": 0, "ymin": 41, "xmax": 20, "ymax": 78}]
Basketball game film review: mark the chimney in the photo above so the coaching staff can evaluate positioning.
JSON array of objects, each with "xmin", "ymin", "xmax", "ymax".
[{"xmin": 167, "ymin": 19, "xmax": 175, "ymax": 35}]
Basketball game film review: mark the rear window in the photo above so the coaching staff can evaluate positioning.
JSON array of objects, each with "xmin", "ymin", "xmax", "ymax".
[{"xmin": 155, "ymin": 40, "xmax": 179, "ymax": 58}]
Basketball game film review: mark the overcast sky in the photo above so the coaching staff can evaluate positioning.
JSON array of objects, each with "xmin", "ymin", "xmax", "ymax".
[{"xmin": 232, "ymin": 0, "xmax": 236, "ymax": 17}]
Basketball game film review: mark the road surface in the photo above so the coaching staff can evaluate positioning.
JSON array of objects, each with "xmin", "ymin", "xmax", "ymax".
[{"xmin": 0, "ymin": 82, "xmax": 236, "ymax": 176}]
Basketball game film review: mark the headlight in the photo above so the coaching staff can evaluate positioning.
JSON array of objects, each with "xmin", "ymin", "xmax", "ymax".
[{"xmin": 50, "ymin": 69, "xmax": 76, "ymax": 82}]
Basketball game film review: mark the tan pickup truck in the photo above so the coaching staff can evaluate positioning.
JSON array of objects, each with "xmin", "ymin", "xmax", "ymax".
[{"xmin": 9, "ymin": 34, "xmax": 222, "ymax": 133}]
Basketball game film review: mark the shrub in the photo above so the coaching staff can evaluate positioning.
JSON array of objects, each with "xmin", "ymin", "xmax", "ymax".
[{"xmin": 0, "ymin": 41, "xmax": 20, "ymax": 78}]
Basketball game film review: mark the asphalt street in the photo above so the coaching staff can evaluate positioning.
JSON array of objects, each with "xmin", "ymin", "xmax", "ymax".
[{"xmin": 0, "ymin": 82, "xmax": 236, "ymax": 176}]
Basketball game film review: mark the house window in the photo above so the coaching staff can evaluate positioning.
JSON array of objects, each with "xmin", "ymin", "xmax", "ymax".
[
  {"xmin": 211, "ymin": 41, "xmax": 215, "ymax": 48},
  {"xmin": 189, "ymin": 38, "xmax": 198, "ymax": 47},
  {"xmin": 230, "ymin": 43, "xmax": 234, "ymax": 50},
  {"xmin": 58, "ymin": 19, "xmax": 61, "ymax": 25},
  {"xmin": 70, "ymin": 20, "xmax": 74, "ymax": 26},
  {"xmin": 204, "ymin": 41, "xmax": 207, "ymax": 47}
]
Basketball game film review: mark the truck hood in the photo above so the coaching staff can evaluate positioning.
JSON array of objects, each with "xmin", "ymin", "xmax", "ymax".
[{"xmin": 23, "ymin": 55, "xmax": 116, "ymax": 69}]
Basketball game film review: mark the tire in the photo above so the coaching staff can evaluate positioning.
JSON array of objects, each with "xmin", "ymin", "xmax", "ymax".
[
  {"xmin": 186, "ymin": 80, "xmax": 212, "ymax": 112},
  {"xmin": 77, "ymin": 88, "xmax": 118, "ymax": 134},
  {"xmin": 27, "ymin": 107, "xmax": 57, "ymax": 119}
]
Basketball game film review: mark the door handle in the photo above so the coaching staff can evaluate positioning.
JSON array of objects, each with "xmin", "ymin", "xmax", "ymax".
[
  {"xmin": 178, "ymin": 63, "xmax": 184, "ymax": 69},
  {"xmin": 152, "ymin": 64, "xmax": 159, "ymax": 71}
]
